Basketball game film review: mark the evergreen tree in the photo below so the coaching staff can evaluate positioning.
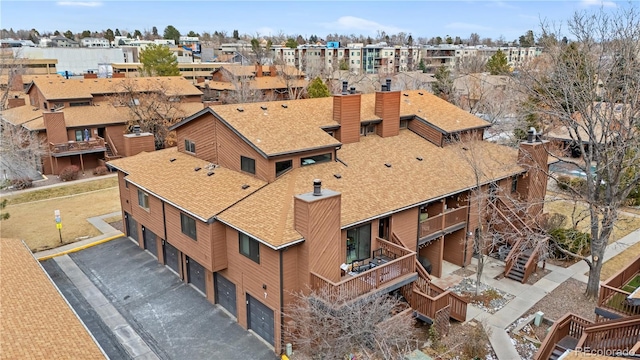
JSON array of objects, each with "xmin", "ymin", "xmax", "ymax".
[
  {"xmin": 486, "ymin": 49, "xmax": 510, "ymax": 75},
  {"xmin": 285, "ymin": 38, "xmax": 298, "ymax": 49},
  {"xmin": 80, "ymin": 30, "xmax": 91, "ymax": 38},
  {"xmin": 431, "ymin": 65, "xmax": 453, "ymax": 101},
  {"xmin": 104, "ymin": 28, "xmax": 115, "ymax": 42},
  {"xmin": 187, "ymin": 30, "xmax": 199, "ymax": 37},
  {"xmin": 139, "ymin": 43, "xmax": 180, "ymax": 76},
  {"xmin": 418, "ymin": 58, "xmax": 427, "ymax": 73},
  {"xmin": 133, "ymin": 29, "xmax": 142, "ymax": 39},
  {"xmin": 152, "ymin": 26, "xmax": 158, "ymax": 37},
  {"xmin": 307, "ymin": 77, "xmax": 331, "ymax": 98},
  {"xmin": 163, "ymin": 25, "xmax": 181, "ymax": 43},
  {"xmin": 115, "ymin": 28, "xmax": 121, "ymax": 37},
  {"xmin": 63, "ymin": 30, "xmax": 74, "ymax": 39},
  {"xmin": 232, "ymin": 29, "xmax": 239, "ymax": 40}
]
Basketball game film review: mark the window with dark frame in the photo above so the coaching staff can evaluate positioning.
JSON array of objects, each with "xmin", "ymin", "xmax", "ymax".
[
  {"xmin": 241, "ymin": 156, "xmax": 256, "ymax": 174},
  {"xmin": 75, "ymin": 130, "xmax": 83, "ymax": 142},
  {"xmin": 137, "ymin": 189, "xmax": 149, "ymax": 210},
  {"xmin": 301, "ymin": 153, "xmax": 331, "ymax": 166},
  {"xmin": 184, "ymin": 139, "xmax": 196, "ymax": 153},
  {"xmin": 239, "ymin": 233, "xmax": 260, "ymax": 263},
  {"xmin": 400, "ymin": 119, "xmax": 408, "ymax": 129},
  {"xmin": 275, "ymin": 159, "xmax": 292, "ymax": 177},
  {"xmin": 180, "ymin": 213, "xmax": 197, "ymax": 240},
  {"xmin": 511, "ymin": 176, "xmax": 518, "ymax": 193}
]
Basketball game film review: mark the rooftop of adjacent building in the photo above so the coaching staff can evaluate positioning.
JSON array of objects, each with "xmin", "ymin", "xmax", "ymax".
[{"xmin": 0, "ymin": 238, "xmax": 105, "ymax": 359}]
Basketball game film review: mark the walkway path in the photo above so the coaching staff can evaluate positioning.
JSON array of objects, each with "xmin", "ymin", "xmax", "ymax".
[{"xmin": 462, "ymin": 227, "xmax": 640, "ymax": 359}]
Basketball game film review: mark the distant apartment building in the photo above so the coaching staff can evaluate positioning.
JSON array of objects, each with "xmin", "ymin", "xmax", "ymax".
[
  {"xmin": 421, "ymin": 44, "xmax": 543, "ymax": 73},
  {"xmin": 49, "ymin": 36, "xmax": 79, "ymax": 48},
  {"xmin": 0, "ymin": 39, "xmax": 37, "ymax": 48},
  {"xmin": 111, "ymin": 62, "xmax": 227, "ymax": 82},
  {"xmin": 12, "ymin": 47, "xmax": 125, "ymax": 76},
  {"xmin": 80, "ymin": 37, "xmax": 110, "ymax": 48}
]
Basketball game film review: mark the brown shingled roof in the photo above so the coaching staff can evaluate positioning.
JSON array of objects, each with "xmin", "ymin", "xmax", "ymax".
[
  {"xmin": 218, "ymin": 131, "xmax": 522, "ymax": 247},
  {"xmin": 31, "ymin": 76, "xmax": 202, "ymax": 100},
  {"xmin": 108, "ymin": 148, "xmax": 267, "ymax": 222},
  {"xmin": 0, "ymin": 239, "xmax": 105, "ymax": 359},
  {"xmin": 1, "ymin": 104, "xmax": 43, "ymax": 126}
]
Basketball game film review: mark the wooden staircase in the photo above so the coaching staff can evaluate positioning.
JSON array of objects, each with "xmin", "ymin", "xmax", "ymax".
[
  {"xmin": 506, "ymin": 249, "xmax": 532, "ymax": 282},
  {"xmin": 104, "ymin": 142, "xmax": 122, "ymax": 160}
]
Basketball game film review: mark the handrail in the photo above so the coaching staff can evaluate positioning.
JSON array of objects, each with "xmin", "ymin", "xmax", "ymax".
[
  {"xmin": 601, "ymin": 254, "xmax": 640, "ymax": 289},
  {"xmin": 535, "ymin": 313, "xmax": 593, "ymax": 360},
  {"xmin": 488, "ymin": 201, "xmax": 523, "ymax": 237},
  {"xmin": 577, "ymin": 315, "xmax": 640, "ymax": 352},
  {"xmin": 522, "ymin": 238, "xmax": 547, "ymax": 283},
  {"xmin": 376, "ymin": 237, "xmax": 414, "ymax": 258},
  {"xmin": 504, "ymin": 237, "xmax": 524, "ymax": 278},
  {"xmin": 419, "ymin": 214, "xmax": 443, "ymax": 238},
  {"xmin": 49, "ymin": 138, "xmax": 106, "ymax": 154},
  {"xmin": 598, "ymin": 284, "xmax": 639, "ymax": 317},
  {"xmin": 106, "ymin": 134, "xmax": 119, "ymax": 156},
  {"xmin": 390, "ymin": 232, "xmax": 411, "ymax": 250},
  {"xmin": 444, "ymin": 206, "xmax": 468, "ymax": 228},
  {"xmin": 496, "ymin": 196, "xmax": 533, "ymax": 232}
]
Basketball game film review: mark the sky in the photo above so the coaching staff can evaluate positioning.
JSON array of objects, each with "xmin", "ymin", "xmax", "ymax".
[{"xmin": 0, "ymin": 0, "xmax": 628, "ymax": 42}]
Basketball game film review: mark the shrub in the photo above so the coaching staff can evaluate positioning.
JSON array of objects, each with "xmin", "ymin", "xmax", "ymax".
[
  {"xmin": 10, "ymin": 178, "xmax": 33, "ymax": 190},
  {"xmin": 570, "ymin": 178, "xmax": 587, "ymax": 194},
  {"xmin": 93, "ymin": 165, "xmax": 109, "ymax": 176},
  {"xmin": 59, "ymin": 165, "xmax": 80, "ymax": 181},
  {"xmin": 550, "ymin": 228, "xmax": 591, "ymax": 259},
  {"xmin": 557, "ymin": 175, "xmax": 571, "ymax": 190},
  {"xmin": 542, "ymin": 212, "xmax": 567, "ymax": 232}
]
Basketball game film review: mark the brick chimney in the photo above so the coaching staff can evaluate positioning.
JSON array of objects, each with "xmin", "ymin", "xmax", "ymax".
[
  {"xmin": 294, "ymin": 180, "xmax": 342, "ymax": 283},
  {"xmin": 83, "ymin": 73, "xmax": 98, "ymax": 79},
  {"xmin": 269, "ymin": 65, "xmax": 277, "ymax": 77},
  {"xmin": 43, "ymin": 109, "xmax": 68, "ymax": 144},
  {"xmin": 516, "ymin": 128, "xmax": 549, "ymax": 216},
  {"xmin": 9, "ymin": 73, "xmax": 23, "ymax": 92},
  {"xmin": 255, "ymin": 63, "xmax": 263, "ymax": 77},
  {"xmin": 7, "ymin": 95, "xmax": 26, "ymax": 109},
  {"xmin": 375, "ymin": 78, "xmax": 400, "ymax": 138},
  {"xmin": 123, "ymin": 129, "xmax": 155, "ymax": 157},
  {"xmin": 333, "ymin": 81, "xmax": 361, "ymax": 144},
  {"xmin": 111, "ymin": 73, "xmax": 125, "ymax": 78}
]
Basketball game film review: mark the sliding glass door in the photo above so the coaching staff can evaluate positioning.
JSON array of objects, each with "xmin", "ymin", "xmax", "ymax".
[{"xmin": 346, "ymin": 223, "xmax": 371, "ymax": 264}]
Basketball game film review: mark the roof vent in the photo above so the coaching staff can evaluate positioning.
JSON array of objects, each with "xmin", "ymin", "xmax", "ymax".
[
  {"xmin": 260, "ymin": 106, "xmax": 267, "ymax": 111},
  {"xmin": 207, "ymin": 171, "xmax": 215, "ymax": 176},
  {"xmin": 281, "ymin": 104, "xmax": 288, "ymax": 108},
  {"xmin": 418, "ymin": 92, "xmax": 424, "ymax": 95},
  {"xmin": 349, "ymin": 87, "xmax": 356, "ymax": 94},
  {"xmin": 381, "ymin": 84, "xmax": 387, "ymax": 92},
  {"xmin": 194, "ymin": 167, "xmax": 201, "ymax": 172},
  {"xmin": 385, "ymin": 163, "xmax": 392, "ymax": 168},
  {"xmin": 341, "ymin": 81, "xmax": 348, "ymax": 95},
  {"xmin": 169, "ymin": 158, "xmax": 176, "ymax": 162},
  {"xmin": 333, "ymin": 174, "xmax": 342, "ymax": 179},
  {"xmin": 416, "ymin": 157, "xmax": 423, "ymax": 161},
  {"xmin": 403, "ymin": 93, "xmax": 409, "ymax": 97},
  {"xmin": 313, "ymin": 179, "xmax": 322, "ymax": 196},
  {"xmin": 242, "ymin": 184, "xmax": 250, "ymax": 190},
  {"xmin": 236, "ymin": 107, "xmax": 244, "ymax": 112}
]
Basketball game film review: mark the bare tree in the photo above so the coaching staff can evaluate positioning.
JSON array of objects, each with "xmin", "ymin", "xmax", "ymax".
[
  {"xmin": 0, "ymin": 122, "xmax": 46, "ymax": 181},
  {"xmin": 0, "ymin": 49, "xmax": 25, "ymax": 111},
  {"xmin": 283, "ymin": 287, "xmax": 419, "ymax": 360},
  {"xmin": 110, "ymin": 80, "xmax": 188, "ymax": 149},
  {"xmin": 219, "ymin": 70, "xmax": 274, "ymax": 104},
  {"xmin": 274, "ymin": 60, "xmax": 306, "ymax": 100},
  {"xmin": 520, "ymin": 6, "xmax": 640, "ymax": 298}
]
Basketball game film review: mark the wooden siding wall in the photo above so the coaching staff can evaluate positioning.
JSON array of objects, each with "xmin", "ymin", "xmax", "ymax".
[
  {"xmin": 517, "ymin": 142, "xmax": 549, "ymax": 216},
  {"xmin": 220, "ymin": 227, "xmax": 282, "ymax": 353},
  {"xmin": 268, "ymin": 148, "xmax": 336, "ymax": 183},
  {"xmin": 43, "ymin": 111, "xmax": 67, "ymax": 143},
  {"xmin": 176, "ymin": 113, "xmax": 218, "ymax": 164},
  {"xmin": 210, "ymin": 221, "xmax": 228, "ymax": 272},
  {"xmin": 215, "ymin": 118, "xmax": 270, "ymax": 181},
  {"xmin": 333, "ymin": 94, "xmax": 361, "ymax": 144},
  {"xmin": 391, "ymin": 207, "xmax": 419, "ymax": 251},
  {"xmin": 420, "ymin": 237, "xmax": 443, "ymax": 277},
  {"xmin": 70, "ymin": 153, "xmax": 101, "ymax": 171},
  {"xmin": 128, "ymin": 184, "xmax": 165, "ymax": 248},
  {"xmin": 408, "ymin": 118, "xmax": 443, "ymax": 147},
  {"xmin": 443, "ymin": 229, "xmax": 467, "ymax": 266},
  {"xmin": 459, "ymin": 129, "xmax": 484, "ymax": 142},
  {"xmin": 294, "ymin": 194, "xmax": 342, "ymax": 283},
  {"xmin": 118, "ymin": 171, "xmax": 132, "ymax": 215},
  {"xmin": 104, "ymin": 125, "xmax": 126, "ymax": 155},
  {"xmin": 165, "ymin": 204, "xmax": 215, "ymax": 272},
  {"xmin": 374, "ymin": 91, "xmax": 400, "ymax": 138},
  {"xmin": 50, "ymin": 157, "xmax": 72, "ymax": 175},
  {"xmin": 123, "ymin": 134, "xmax": 155, "ymax": 157},
  {"xmin": 281, "ymin": 246, "xmax": 299, "ymax": 346}
]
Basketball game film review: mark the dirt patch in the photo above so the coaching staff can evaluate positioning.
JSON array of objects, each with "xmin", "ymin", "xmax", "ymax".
[
  {"xmin": 450, "ymin": 278, "xmax": 514, "ymax": 314},
  {"xmin": 109, "ymin": 220, "xmax": 123, "ymax": 233},
  {"xmin": 422, "ymin": 320, "xmax": 496, "ymax": 360},
  {"xmin": 452, "ymin": 267, "xmax": 475, "ymax": 277}
]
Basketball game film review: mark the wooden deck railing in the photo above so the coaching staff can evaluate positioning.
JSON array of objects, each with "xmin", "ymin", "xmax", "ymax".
[
  {"xmin": 535, "ymin": 313, "xmax": 593, "ymax": 360},
  {"xmin": 411, "ymin": 289, "xmax": 450, "ymax": 319},
  {"xmin": 522, "ymin": 239, "xmax": 546, "ymax": 284},
  {"xmin": 444, "ymin": 206, "xmax": 468, "ymax": 228},
  {"xmin": 375, "ymin": 237, "xmax": 413, "ymax": 259},
  {"xmin": 310, "ymin": 253, "xmax": 415, "ymax": 300},
  {"xmin": 106, "ymin": 133, "xmax": 119, "ymax": 157},
  {"xmin": 577, "ymin": 315, "xmax": 640, "ymax": 352},
  {"xmin": 419, "ymin": 214, "xmax": 443, "ymax": 238},
  {"xmin": 504, "ymin": 238, "xmax": 524, "ymax": 278},
  {"xmin": 598, "ymin": 285, "xmax": 639, "ymax": 317},
  {"xmin": 413, "ymin": 259, "xmax": 468, "ymax": 322},
  {"xmin": 49, "ymin": 137, "xmax": 106, "ymax": 154}
]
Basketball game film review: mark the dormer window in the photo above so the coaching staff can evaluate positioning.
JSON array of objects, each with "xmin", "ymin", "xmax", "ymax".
[
  {"xmin": 301, "ymin": 153, "xmax": 331, "ymax": 166},
  {"xmin": 184, "ymin": 139, "xmax": 196, "ymax": 153},
  {"xmin": 400, "ymin": 120, "xmax": 408, "ymax": 129},
  {"xmin": 360, "ymin": 124, "xmax": 376, "ymax": 136}
]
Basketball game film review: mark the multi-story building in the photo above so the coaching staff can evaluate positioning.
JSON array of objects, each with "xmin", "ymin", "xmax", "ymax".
[
  {"xmin": 80, "ymin": 37, "xmax": 110, "ymax": 48},
  {"xmin": 421, "ymin": 45, "xmax": 543, "ymax": 73},
  {"xmin": 49, "ymin": 36, "xmax": 80, "ymax": 48},
  {"xmin": 0, "ymin": 75, "xmax": 203, "ymax": 176},
  {"xmin": 111, "ymin": 62, "xmax": 227, "ymax": 82},
  {"xmin": 107, "ymin": 80, "xmax": 550, "ymax": 354}
]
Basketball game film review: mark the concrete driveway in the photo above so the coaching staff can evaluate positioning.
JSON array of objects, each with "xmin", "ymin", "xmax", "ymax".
[{"xmin": 44, "ymin": 237, "xmax": 276, "ymax": 360}]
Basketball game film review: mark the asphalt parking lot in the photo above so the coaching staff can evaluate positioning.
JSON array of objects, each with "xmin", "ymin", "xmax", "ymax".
[{"xmin": 44, "ymin": 237, "xmax": 276, "ymax": 360}]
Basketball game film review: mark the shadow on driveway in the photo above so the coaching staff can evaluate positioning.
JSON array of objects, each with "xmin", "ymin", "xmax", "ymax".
[{"xmin": 63, "ymin": 237, "xmax": 276, "ymax": 360}]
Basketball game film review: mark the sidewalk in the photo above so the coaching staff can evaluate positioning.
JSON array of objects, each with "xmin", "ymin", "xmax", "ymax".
[
  {"xmin": 463, "ymin": 227, "xmax": 640, "ymax": 359},
  {"xmin": 1, "ymin": 173, "xmax": 117, "ymax": 197}
]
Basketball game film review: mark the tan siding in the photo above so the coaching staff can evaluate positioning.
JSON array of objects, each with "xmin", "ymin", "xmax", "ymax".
[
  {"xmin": 165, "ymin": 204, "xmax": 214, "ymax": 271},
  {"xmin": 104, "ymin": 125, "xmax": 126, "ymax": 155},
  {"xmin": 306, "ymin": 196, "xmax": 341, "ymax": 282},
  {"xmin": 43, "ymin": 111, "xmax": 67, "ymax": 144},
  {"xmin": 216, "ymin": 118, "xmax": 270, "ymax": 181},
  {"xmin": 176, "ymin": 113, "xmax": 218, "ymax": 163},
  {"xmin": 443, "ymin": 229, "xmax": 467, "ymax": 266},
  {"xmin": 281, "ymin": 246, "xmax": 299, "ymax": 346},
  {"xmin": 419, "ymin": 237, "xmax": 443, "ymax": 277},
  {"xmin": 118, "ymin": 171, "xmax": 132, "ymax": 214},
  {"xmin": 123, "ymin": 134, "xmax": 155, "ymax": 157},
  {"xmin": 408, "ymin": 119, "xmax": 442, "ymax": 147},
  {"xmin": 293, "ymin": 198, "xmax": 308, "ymax": 238},
  {"xmin": 128, "ymin": 184, "xmax": 165, "ymax": 245},
  {"xmin": 333, "ymin": 95, "xmax": 360, "ymax": 144},
  {"xmin": 375, "ymin": 91, "xmax": 400, "ymax": 138},
  {"xmin": 220, "ymin": 226, "xmax": 282, "ymax": 353},
  {"xmin": 391, "ymin": 207, "xmax": 418, "ymax": 251}
]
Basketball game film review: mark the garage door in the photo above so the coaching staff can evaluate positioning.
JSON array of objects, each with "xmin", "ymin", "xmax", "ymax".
[
  {"xmin": 142, "ymin": 227, "xmax": 158, "ymax": 258},
  {"xmin": 247, "ymin": 294, "xmax": 274, "ymax": 346},
  {"xmin": 164, "ymin": 241, "xmax": 180, "ymax": 274},
  {"xmin": 187, "ymin": 257, "xmax": 206, "ymax": 294},
  {"xmin": 214, "ymin": 273, "xmax": 236, "ymax": 317},
  {"xmin": 125, "ymin": 212, "xmax": 138, "ymax": 242}
]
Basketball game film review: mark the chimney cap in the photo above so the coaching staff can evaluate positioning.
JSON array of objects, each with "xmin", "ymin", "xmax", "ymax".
[
  {"xmin": 313, "ymin": 179, "xmax": 322, "ymax": 196},
  {"xmin": 341, "ymin": 81, "xmax": 348, "ymax": 95},
  {"xmin": 349, "ymin": 87, "xmax": 356, "ymax": 94}
]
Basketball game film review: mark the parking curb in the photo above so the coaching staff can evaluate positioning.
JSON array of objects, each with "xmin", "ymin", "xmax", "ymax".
[{"xmin": 37, "ymin": 234, "xmax": 122, "ymax": 261}]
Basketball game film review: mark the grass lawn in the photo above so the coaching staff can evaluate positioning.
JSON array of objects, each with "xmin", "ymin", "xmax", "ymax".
[
  {"xmin": 545, "ymin": 197, "xmax": 640, "ymax": 244},
  {"xmin": 0, "ymin": 180, "xmax": 121, "ymax": 252},
  {"xmin": 600, "ymin": 241, "xmax": 640, "ymax": 280}
]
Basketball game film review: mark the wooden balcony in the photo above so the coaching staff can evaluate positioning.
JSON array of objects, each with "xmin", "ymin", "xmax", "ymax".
[
  {"xmin": 49, "ymin": 138, "xmax": 106, "ymax": 157},
  {"xmin": 419, "ymin": 206, "xmax": 468, "ymax": 241},
  {"xmin": 311, "ymin": 239, "xmax": 416, "ymax": 301},
  {"xmin": 597, "ymin": 254, "xmax": 640, "ymax": 319},
  {"xmin": 535, "ymin": 313, "xmax": 592, "ymax": 360}
]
